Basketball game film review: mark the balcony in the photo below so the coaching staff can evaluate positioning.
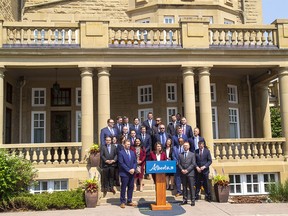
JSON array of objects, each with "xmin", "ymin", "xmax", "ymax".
[{"xmin": 1, "ymin": 19, "xmax": 287, "ymax": 49}]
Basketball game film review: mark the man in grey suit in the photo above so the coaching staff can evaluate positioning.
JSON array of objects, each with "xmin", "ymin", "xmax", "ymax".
[{"xmin": 178, "ymin": 142, "xmax": 196, "ymax": 206}]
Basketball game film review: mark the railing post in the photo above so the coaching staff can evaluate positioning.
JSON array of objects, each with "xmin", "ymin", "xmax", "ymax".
[
  {"xmin": 80, "ymin": 21, "xmax": 109, "ymax": 48},
  {"xmin": 273, "ymin": 19, "xmax": 288, "ymax": 49},
  {"xmin": 180, "ymin": 18, "xmax": 210, "ymax": 48}
]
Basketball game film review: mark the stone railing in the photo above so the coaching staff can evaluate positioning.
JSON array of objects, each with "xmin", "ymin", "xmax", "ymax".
[
  {"xmin": 0, "ymin": 19, "xmax": 288, "ymax": 49},
  {"xmin": 209, "ymin": 25, "xmax": 278, "ymax": 47},
  {"xmin": 2, "ymin": 22, "xmax": 79, "ymax": 47},
  {"xmin": 0, "ymin": 142, "xmax": 82, "ymax": 165},
  {"xmin": 109, "ymin": 23, "xmax": 181, "ymax": 47},
  {"xmin": 214, "ymin": 138, "xmax": 285, "ymax": 160}
]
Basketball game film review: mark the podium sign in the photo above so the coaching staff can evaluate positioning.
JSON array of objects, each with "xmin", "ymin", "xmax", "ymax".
[
  {"xmin": 146, "ymin": 160, "xmax": 176, "ymax": 174},
  {"xmin": 146, "ymin": 160, "xmax": 176, "ymax": 211}
]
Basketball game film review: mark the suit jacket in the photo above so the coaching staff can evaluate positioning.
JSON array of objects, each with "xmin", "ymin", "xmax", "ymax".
[
  {"xmin": 114, "ymin": 123, "xmax": 123, "ymax": 136},
  {"xmin": 172, "ymin": 134, "xmax": 188, "ymax": 148},
  {"xmin": 181, "ymin": 124, "xmax": 193, "ymax": 139},
  {"xmin": 149, "ymin": 151, "xmax": 167, "ymax": 161},
  {"xmin": 128, "ymin": 136, "xmax": 137, "ymax": 147},
  {"xmin": 100, "ymin": 144, "xmax": 117, "ymax": 168},
  {"xmin": 178, "ymin": 151, "xmax": 196, "ymax": 176},
  {"xmin": 195, "ymin": 148, "xmax": 212, "ymax": 174},
  {"xmin": 142, "ymin": 119, "xmax": 156, "ymax": 135},
  {"xmin": 100, "ymin": 127, "xmax": 118, "ymax": 145},
  {"xmin": 189, "ymin": 136, "xmax": 206, "ymax": 152},
  {"xmin": 155, "ymin": 132, "xmax": 171, "ymax": 148},
  {"xmin": 172, "ymin": 145, "xmax": 184, "ymax": 162},
  {"xmin": 167, "ymin": 122, "xmax": 179, "ymax": 136},
  {"xmin": 118, "ymin": 149, "xmax": 137, "ymax": 177},
  {"xmin": 137, "ymin": 133, "xmax": 152, "ymax": 155},
  {"xmin": 123, "ymin": 123, "xmax": 133, "ymax": 133},
  {"xmin": 131, "ymin": 124, "xmax": 141, "ymax": 135}
]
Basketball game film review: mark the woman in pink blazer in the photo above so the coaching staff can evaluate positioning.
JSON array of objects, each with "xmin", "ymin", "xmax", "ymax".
[{"xmin": 150, "ymin": 142, "xmax": 167, "ymax": 183}]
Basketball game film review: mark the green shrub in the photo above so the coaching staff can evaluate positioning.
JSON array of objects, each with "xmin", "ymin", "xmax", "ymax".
[
  {"xmin": 270, "ymin": 107, "xmax": 282, "ymax": 138},
  {"xmin": 0, "ymin": 149, "xmax": 37, "ymax": 200},
  {"xmin": 0, "ymin": 189, "xmax": 85, "ymax": 212},
  {"xmin": 269, "ymin": 179, "xmax": 288, "ymax": 202}
]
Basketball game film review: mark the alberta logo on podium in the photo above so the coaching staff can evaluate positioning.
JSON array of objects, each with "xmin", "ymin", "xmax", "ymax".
[{"xmin": 146, "ymin": 160, "xmax": 176, "ymax": 174}]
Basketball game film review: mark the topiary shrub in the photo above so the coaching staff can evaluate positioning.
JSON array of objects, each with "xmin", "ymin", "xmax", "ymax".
[
  {"xmin": 0, "ymin": 149, "xmax": 37, "ymax": 200},
  {"xmin": 269, "ymin": 179, "xmax": 288, "ymax": 202}
]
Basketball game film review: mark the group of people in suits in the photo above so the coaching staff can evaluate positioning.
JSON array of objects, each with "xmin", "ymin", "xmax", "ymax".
[{"xmin": 99, "ymin": 112, "xmax": 212, "ymax": 208}]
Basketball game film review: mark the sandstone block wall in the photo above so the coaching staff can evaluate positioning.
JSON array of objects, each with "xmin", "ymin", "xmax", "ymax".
[
  {"xmin": 243, "ymin": 0, "xmax": 263, "ymax": 24},
  {"xmin": 0, "ymin": 0, "xmax": 19, "ymax": 21}
]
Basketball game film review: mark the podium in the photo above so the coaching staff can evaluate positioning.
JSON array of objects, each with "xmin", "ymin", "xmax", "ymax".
[{"xmin": 146, "ymin": 160, "xmax": 176, "ymax": 211}]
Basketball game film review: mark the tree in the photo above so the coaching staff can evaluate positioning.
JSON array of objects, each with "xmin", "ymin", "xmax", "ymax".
[
  {"xmin": 0, "ymin": 150, "xmax": 37, "ymax": 200},
  {"xmin": 270, "ymin": 107, "xmax": 282, "ymax": 138}
]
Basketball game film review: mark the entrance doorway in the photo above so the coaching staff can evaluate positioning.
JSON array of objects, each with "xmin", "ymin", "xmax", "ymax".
[{"xmin": 51, "ymin": 111, "xmax": 71, "ymax": 142}]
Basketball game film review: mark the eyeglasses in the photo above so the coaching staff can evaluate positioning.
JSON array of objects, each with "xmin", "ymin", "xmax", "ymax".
[{"xmin": 160, "ymin": 128, "xmax": 165, "ymax": 129}]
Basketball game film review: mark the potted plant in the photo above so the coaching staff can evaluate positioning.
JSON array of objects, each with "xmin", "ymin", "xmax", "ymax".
[
  {"xmin": 212, "ymin": 173, "xmax": 230, "ymax": 202},
  {"xmin": 83, "ymin": 177, "xmax": 99, "ymax": 208},
  {"xmin": 89, "ymin": 143, "xmax": 100, "ymax": 167}
]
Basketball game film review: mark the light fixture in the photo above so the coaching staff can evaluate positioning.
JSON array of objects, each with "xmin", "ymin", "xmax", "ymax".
[{"xmin": 53, "ymin": 68, "xmax": 60, "ymax": 96}]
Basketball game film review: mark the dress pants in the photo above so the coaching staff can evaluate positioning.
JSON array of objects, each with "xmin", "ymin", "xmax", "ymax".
[
  {"xmin": 181, "ymin": 174, "xmax": 195, "ymax": 203},
  {"xmin": 195, "ymin": 171, "xmax": 211, "ymax": 199},
  {"xmin": 120, "ymin": 175, "xmax": 134, "ymax": 204},
  {"xmin": 102, "ymin": 166, "xmax": 115, "ymax": 191},
  {"xmin": 174, "ymin": 167, "xmax": 182, "ymax": 194}
]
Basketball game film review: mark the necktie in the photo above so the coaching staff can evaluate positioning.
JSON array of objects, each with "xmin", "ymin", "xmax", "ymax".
[
  {"xmin": 127, "ymin": 150, "xmax": 131, "ymax": 160},
  {"xmin": 200, "ymin": 150, "xmax": 203, "ymax": 158},
  {"xmin": 142, "ymin": 134, "xmax": 145, "ymax": 141},
  {"xmin": 184, "ymin": 152, "xmax": 187, "ymax": 159},
  {"xmin": 160, "ymin": 134, "xmax": 164, "ymax": 145},
  {"xmin": 108, "ymin": 145, "xmax": 111, "ymax": 154},
  {"xmin": 110, "ymin": 128, "xmax": 114, "ymax": 136}
]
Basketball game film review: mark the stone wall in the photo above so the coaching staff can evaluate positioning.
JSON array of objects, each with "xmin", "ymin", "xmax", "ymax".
[
  {"xmin": 243, "ymin": 0, "xmax": 263, "ymax": 24},
  {"xmin": 23, "ymin": 0, "xmax": 130, "ymax": 22},
  {"xmin": 0, "ymin": 0, "xmax": 19, "ymax": 21}
]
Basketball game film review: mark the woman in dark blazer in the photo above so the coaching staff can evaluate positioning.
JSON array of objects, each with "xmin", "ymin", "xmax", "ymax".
[
  {"xmin": 150, "ymin": 141, "xmax": 167, "ymax": 183},
  {"xmin": 164, "ymin": 138, "xmax": 174, "ymax": 190}
]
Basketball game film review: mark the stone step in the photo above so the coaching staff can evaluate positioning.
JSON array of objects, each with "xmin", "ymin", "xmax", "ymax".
[{"xmin": 101, "ymin": 189, "xmax": 176, "ymax": 199}]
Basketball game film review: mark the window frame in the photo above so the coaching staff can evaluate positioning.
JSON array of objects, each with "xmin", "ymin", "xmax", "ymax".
[
  {"xmin": 167, "ymin": 107, "xmax": 178, "ymax": 124},
  {"xmin": 166, "ymin": 83, "xmax": 177, "ymax": 102},
  {"xmin": 31, "ymin": 111, "xmax": 46, "ymax": 143},
  {"xmin": 30, "ymin": 179, "xmax": 68, "ymax": 194},
  {"xmin": 228, "ymin": 107, "xmax": 240, "ymax": 138},
  {"xmin": 76, "ymin": 88, "xmax": 81, "ymax": 106},
  {"xmin": 211, "ymin": 83, "xmax": 217, "ymax": 102},
  {"xmin": 227, "ymin": 84, "xmax": 238, "ymax": 104},
  {"xmin": 32, "ymin": 88, "xmax": 46, "ymax": 107},
  {"xmin": 138, "ymin": 85, "xmax": 153, "ymax": 105},
  {"xmin": 138, "ymin": 108, "xmax": 153, "ymax": 123},
  {"xmin": 212, "ymin": 106, "xmax": 219, "ymax": 139},
  {"xmin": 76, "ymin": 111, "xmax": 81, "ymax": 142}
]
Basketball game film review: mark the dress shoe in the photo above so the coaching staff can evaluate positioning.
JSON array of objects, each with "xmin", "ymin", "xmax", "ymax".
[
  {"xmin": 205, "ymin": 197, "xmax": 211, "ymax": 202},
  {"xmin": 191, "ymin": 202, "xmax": 195, "ymax": 206},
  {"xmin": 127, "ymin": 202, "xmax": 137, "ymax": 207},
  {"xmin": 180, "ymin": 201, "xmax": 188, "ymax": 205},
  {"xmin": 111, "ymin": 188, "xmax": 116, "ymax": 195},
  {"xmin": 120, "ymin": 203, "xmax": 125, "ymax": 208},
  {"xmin": 175, "ymin": 193, "xmax": 182, "ymax": 197}
]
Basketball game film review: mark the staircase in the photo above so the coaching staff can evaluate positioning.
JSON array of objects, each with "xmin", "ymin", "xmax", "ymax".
[{"xmin": 99, "ymin": 178, "xmax": 183, "ymax": 205}]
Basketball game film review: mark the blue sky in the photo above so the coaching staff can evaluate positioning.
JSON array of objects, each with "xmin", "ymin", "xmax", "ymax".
[{"xmin": 262, "ymin": 0, "xmax": 288, "ymax": 24}]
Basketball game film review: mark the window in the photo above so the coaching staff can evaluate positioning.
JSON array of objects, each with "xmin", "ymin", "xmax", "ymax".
[
  {"xmin": 31, "ymin": 111, "xmax": 46, "ymax": 143},
  {"xmin": 51, "ymin": 88, "xmax": 71, "ymax": 106},
  {"xmin": 76, "ymin": 88, "xmax": 81, "ymax": 106},
  {"xmin": 164, "ymin": 16, "xmax": 174, "ymax": 44},
  {"xmin": 138, "ymin": 85, "xmax": 153, "ymax": 104},
  {"xmin": 229, "ymin": 173, "xmax": 278, "ymax": 195},
  {"xmin": 138, "ymin": 108, "xmax": 153, "ymax": 123},
  {"xmin": 166, "ymin": 83, "xmax": 177, "ymax": 102},
  {"xmin": 212, "ymin": 107, "xmax": 219, "ymax": 139},
  {"xmin": 211, "ymin": 83, "xmax": 217, "ymax": 102},
  {"xmin": 30, "ymin": 180, "xmax": 68, "ymax": 194},
  {"xmin": 167, "ymin": 107, "xmax": 178, "ymax": 124},
  {"xmin": 164, "ymin": 16, "xmax": 175, "ymax": 24},
  {"xmin": 6, "ymin": 82, "xmax": 12, "ymax": 104},
  {"xmin": 227, "ymin": 85, "xmax": 238, "ymax": 103},
  {"xmin": 136, "ymin": 19, "xmax": 150, "ymax": 23},
  {"xmin": 76, "ymin": 111, "xmax": 81, "ymax": 142},
  {"xmin": 224, "ymin": 19, "xmax": 235, "ymax": 24},
  {"xmin": 229, "ymin": 108, "xmax": 240, "ymax": 138},
  {"xmin": 32, "ymin": 88, "xmax": 46, "ymax": 106}
]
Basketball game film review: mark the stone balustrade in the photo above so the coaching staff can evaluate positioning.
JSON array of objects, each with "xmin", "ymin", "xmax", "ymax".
[
  {"xmin": 0, "ymin": 142, "xmax": 82, "ymax": 165},
  {"xmin": 109, "ymin": 23, "xmax": 181, "ymax": 47},
  {"xmin": 214, "ymin": 138, "xmax": 285, "ymax": 160},
  {"xmin": 209, "ymin": 24, "xmax": 278, "ymax": 47},
  {"xmin": 0, "ymin": 19, "xmax": 288, "ymax": 49}
]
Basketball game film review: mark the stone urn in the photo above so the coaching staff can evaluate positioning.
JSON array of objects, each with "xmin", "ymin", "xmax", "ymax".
[
  {"xmin": 89, "ymin": 153, "xmax": 101, "ymax": 167},
  {"xmin": 85, "ymin": 190, "xmax": 98, "ymax": 208},
  {"xmin": 214, "ymin": 184, "xmax": 230, "ymax": 202}
]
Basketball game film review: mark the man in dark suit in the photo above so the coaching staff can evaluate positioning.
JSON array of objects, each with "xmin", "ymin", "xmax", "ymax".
[
  {"xmin": 115, "ymin": 116, "xmax": 123, "ymax": 137},
  {"xmin": 180, "ymin": 117, "xmax": 193, "ymax": 139},
  {"xmin": 100, "ymin": 136, "xmax": 118, "ymax": 195},
  {"xmin": 142, "ymin": 112, "xmax": 156, "ymax": 136},
  {"xmin": 189, "ymin": 127, "xmax": 206, "ymax": 152},
  {"xmin": 167, "ymin": 114, "xmax": 179, "ymax": 136},
  {"xmin": 195, "ymin": 141, "xmax": 212, "ymax": 202},
  {"xmin": 128, "ymin": 129, "xmax": 137, "ymax": 146},
  {"xmin": 178, "ymin": 142, "xmax": 196, "ymax": 206},
  {"xmin": 131, "ymin": 117, "xmax": 141, "ymax": 135},
  {"xmin": 137, "ymin": 126, "xmax": 152, "ymax": 158},
  {"xmin": 118, "ymin": 139, "xmax": 137, "ymax": 208},
  {"xmin": 172, "ymin": 137, "xmax": 185, "ymax": 196},
  {"xmin": 172, "ymin": 126, "xmax": 188, "ymax": 148},
  {"xmin": 100, "ymin": 118, "xmax": 118, "ymax": 145},
  {"xmin": 155, "ymin": 124, "xmax": 171, "ymax": 148},
  {"xmin": 123, "ymin": 116, "xmax": 133, "ymax": 134}
]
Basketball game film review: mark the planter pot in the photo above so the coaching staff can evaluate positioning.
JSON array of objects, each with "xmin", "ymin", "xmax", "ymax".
[
  {"xmin": 90, "ymin": 153, "xmax": 100, "ymax": 167},
  {"xmin": 85, "ymin": 191, "xmax": 98, "ymax": 208},
  {"xmin": 214, "ymin": 184, "xmax": 230, "ymax": 203}
]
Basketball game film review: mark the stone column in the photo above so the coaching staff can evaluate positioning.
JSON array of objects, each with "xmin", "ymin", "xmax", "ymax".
[
  {"xmin": 278, "ymin": 67, "xmax": 288, "ymax": 159},
  {"xmin": 0, "ymin": 67, "xmax": 4, "ymax": 145},
  {"xmin": 80, "ymin": 67, "xmax": 94, "ymax": 162},
  {"xmin": 259, "ymin": 84, "xmax": 272, "ymax": 138},
  {"xmin": 198, "ymin": 67, "xmax": 214, "ymax": 158},
  {"xmin": 97, "ymin": 67, "xmax": 111, "ymax": 141},
  {"xmin": 182, "ymin": 67, "xmax": 196, "ymax": 128}
]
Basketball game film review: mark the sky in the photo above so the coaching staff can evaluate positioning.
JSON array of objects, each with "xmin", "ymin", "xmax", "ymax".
[{"xmin": 262, "ymin": 0, "xmax": 288, "ymax": 24}]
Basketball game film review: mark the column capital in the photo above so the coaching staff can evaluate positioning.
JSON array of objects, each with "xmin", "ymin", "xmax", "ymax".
[
  {"xmin": 0, "ymin": 66, "xmax": 5, "ymax": 78},
  {"xmin": 277, "ymin": 67, "xmax": 288, "ymax": 76},
  {"xmin": 79, "ymin": 67, "xmax": 94, "ymax": 78},
  {"xmin": 198, "ymin": 67, "xmax": 211, "ymax": 75},
  {"xmin": 182, "ymin": 66, "xmax": 195, "ymax": 76},
  {"xmin": 97, "ymin": 67, "xmax": 111, "ymax": 77}
]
